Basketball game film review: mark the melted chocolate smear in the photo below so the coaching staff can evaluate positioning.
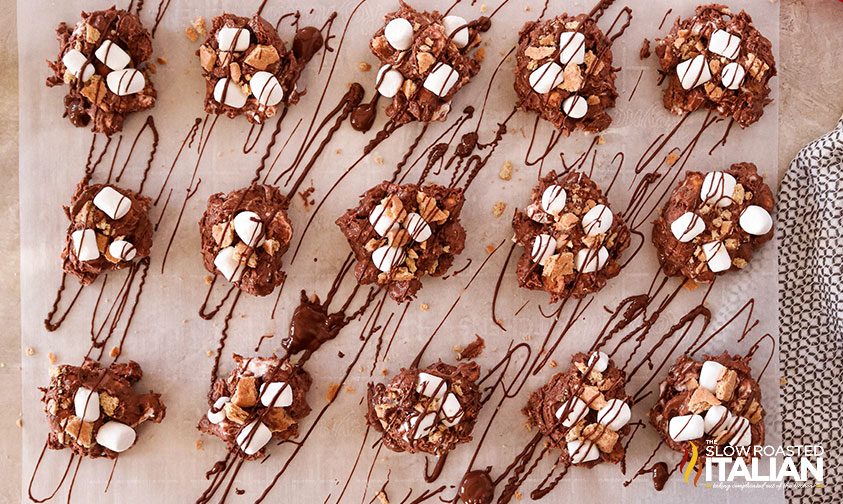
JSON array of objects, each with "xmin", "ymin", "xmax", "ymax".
[
  {"xmin": 350, "ymin": 94, "xmax": 379, "ymax": 133},
  {"xmin": 293, "ymin": 26, "xmax": 324, "ymax": 65},
  {"xmin": 459, "ymin": 469, "xmax": 494, "ymax": 504},
  {"xmin": 651, "ymin": 462, "xmax": 669, "ymax": 491},
  {"xmin": 285, "ymin": 291, "xmax": 345, "ymax": 356}
]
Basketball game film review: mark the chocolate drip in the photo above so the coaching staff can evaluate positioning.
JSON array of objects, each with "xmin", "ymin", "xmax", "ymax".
[
  {"xmin": 293, "ymin": 26, "xmax": 325, "ymax": 65},
  {"xmin": 458, "ymin": 469, "xmax": 494, "ymax": 504},
  {"xmin": 285, "ymin": 291, "xmax": 346, "ymax": 356}
]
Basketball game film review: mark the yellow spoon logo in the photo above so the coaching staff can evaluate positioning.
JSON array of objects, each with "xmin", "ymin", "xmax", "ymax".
[{"xmin": 681, "ymin": 442, "xmax": 702, "ymax": 486}]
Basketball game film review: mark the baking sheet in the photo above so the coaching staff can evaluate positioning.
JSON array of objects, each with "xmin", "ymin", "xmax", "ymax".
[{"xmin": 18, "ymin": 0, "xmax": 781, "ymax": 502}]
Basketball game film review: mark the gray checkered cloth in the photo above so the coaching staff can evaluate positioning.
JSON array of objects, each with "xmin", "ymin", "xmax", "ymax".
[{"xmin": 779, "ymin": 117, "xmax": 843, "ymax": 503}]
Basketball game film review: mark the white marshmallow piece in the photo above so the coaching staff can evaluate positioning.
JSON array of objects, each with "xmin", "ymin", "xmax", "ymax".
[
  {"xmin": 106, "ymin": 69, "xmax": 146, "ymax": 96},
  {"xmin": 376, "ymin": 65, "xmax": 404, "ymax": 98},
  {"xmin": 371, "ymin": 245, "xmax": 406, "ymax": 273},
  {"xmin": 587, "ymin": 351, "xmax": 609, "ymax": 373},
  {"xmin": 529, "ymin": 61, "xmax": 565, "ymax": 94},
  {"xmin": 720, "ymin": 62, "xmax": 746, "ymax": 90},
  {"xmin": 703, "ymin": 404, "xmax": 731, "ymax": 435},
  {"xmin": 404, "ymin": 213, "xmax": 432, "ymax": 242},
  {"xmin": 108, "ymin": 240, "xmax": 137, "ymax": 262},
  {"xmin": 62, "ymin": 49, "xmax": 95, "ymax": 82},
  {"xmin": 582, "ymin": 204, "xmax": 613, "ymax": 236},
  {"xmin": 214, "ymin": 247, "xmax": 245, "ymax": 282},
  {"xmin": 555, "ymin": 396, "xmax": 588, "ymax": 428},
  {"xmin": 217, "ymin": 27, "xmax": 251, "ymax": 52},
  {"xmin": 540, "ymin": 185, "xmax": 567, "ymax": 215},
  {"xmin": 94, "ymin": 40, "xmax": 131, "ymax": 71},
  {"xmin": 700, "ymin": 171, "xmax": 737, "ymax": 207},
  {"xmin": 597, "ymin": 399, "xmax": 631, "ymax": 431},
  {"xmin": 567, "ymin": 439, "xmax": 600, "ymax": 464},
  {"xmin": 558, "ymin": 32, "xmax": 586, "ymax": 66},
  {"xmin": 73, "ymin": 387, "xmax": 100, "ymax": 422},
  {"xmin": 405, "ymin": 412, "xmax": 437, "ymax": 440},
  {"xmin": 676, "ymin": 55, "xmax": 712, "ymax": 90},
  {"xmin": 443, "ymin": 15, "xmax": 469, "ymax": 49},
  {"xmin": 416, "ymin": 372, "xmax": 447, "ymax": 398},
  {"xmin": 424, "ymin": 62, "xmax": 459, "ymax": 97},
  {"xmin": 236, "ymin": 420, "xmax": 272, "ymax": 455},
  {"xmin": 260, "ymin": 382, "xmax": 293, "ymax": 408},
  {"xmin": 708, "ymin": 29, "xmax": 741, "ymax": 60},
  {"xmin": 93, "ymin": 186, "xmax": 131, "ymax": 220},
  {"xmin": 384, "ymin": 18, "xmax": 414, "ymax": 51},
  {"xmin": 670, "ymin": 212, "xmax": 705, "ymax": 243},
  {"xmin": 369, "ymin": 204, "xmax": 400, "ymax": 236},
  {"xmin": 441, "ymin": 393, "xmax": 463, "ymax": 427},
  {"xmin": 562, "ymin": 95, "xmax": 588, "ymax": 119},
  {"xmin": 206, "ymin": 396, "xmax": 230, "ymax": 424},
  {"xmin": 233, "ymin": 211, "xmax": 265, "ymax": 248},
  {"xmin": 668, "ymin": 414, "xmax": 705, "ymax": 442},
  {"xmin": 739, "ymin": 205, "xmax": 773, "ymax": 236},
  {"xmin": 574, "ymin": 247, "xmax": 609, "ymax": 273},
  {"xmin": 724, "ymin": 416, "xmax": 752, "ymax": 447},
  {"xmin": 213, "ymin": 78, "xmax": 249, "ymax": 109},
  {"xmin": 699, "ymin": 360, "xmax": 727, "ymax": 393},
  {"xmin": 702, "ymin": 241, "xmax": 731, "ymax": 273},
  {"xmin": 531, "ymin": 234, "xmax": 557, "ymax": 266},
  {"xmin": 96, "ymin": 421, "xmax": 136, "ymax": 453},
  {"xmin": 71, "ymin": 229, "xmax": 100, "ymax": 262},
  {"xmin": 250, "ymin": 71, "xmax": 284, "ymax": 106}
]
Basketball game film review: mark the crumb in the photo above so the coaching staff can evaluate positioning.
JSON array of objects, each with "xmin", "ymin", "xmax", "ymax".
[
  {"xmin": 358, "ymin": 62, "xmax": 372, "ymax": 72},
  {"xmin": 381, "ymin": 368, "xmax": 389, "ymax": 376},
  {"xmin": 206, "ymin": 350, "xmax": 214, "ymax": 357},
  {"xmin": 48, "ymin": 352, "xmax": 58, "ymax": 364},
  {"xmin": 549, "ymin": 359, "xmax": 558, "ymax": 368},
  {"xmin": 298, "ymin": 186, "xmax": 316, "ymax": 208},
  {"xmin": 110, "ymin": 346, "xmax": 121, "ymax": 358},
  {"xmin": 480, "ymin": 4, "xmax": 488, "ymax": 13},
  {"xmin": 338, "ymin": 351, "xmax": 345, "ymax": 358},
  {"xmin": 779, "ymin": 376, "xmax": 787, "ymax": 387},
  {"xmin": 345, "ymin": 386, "xmax": 356, "ymax": 394},
  {"xmin": 492, "ymin": 201, "xmax": 507, "ymax": 217},
  {"xmin": 420, "ymin": 303, "xmax": 430, "ymax": 311},
  {"xmin": 683, "ymin": 279, "xmax": 699, "ymax": 291},
  {"xmin": 486, "ymin": 244, "xmax": 495, "ymax": 254},
  {"xmin": 376, "ymin": 491, "xmax": 390, "ymax": 504},
  {"xmin": 205, "ymin": 275, "xmax": 214, "ymax": 285},
  {"xmin": 475, "ymin": 47, "xmax": 486, "ymax": 62},
  {"xmin": 499, "ymin": 160, "xmax": 513, "ymax": 181},
  {"xmin": 25, "ymin": 347, "xmax": 35, "ymax": 357},
  {"xmin": 147, "ymin": 62, "xmax": 157, "ymax": 74},
  {"xmin": 335, "ymin": 148, "xmax": 342, "ymax": 155},
  {"xmin": 523, "ymin": 334, "xmax": 532, "ymax": 341},
  {"xmin": 372, "ymin": 155, "xmax": 384, "ymax": 166},
  {"xmin": 195, "ymin": 439, "xmax": 204, "ymax": 450},
  {"xmin": 666, "ymin": 150, "xmax": 680, "ymax": 166},
  {"xmin": 193, "ymin": 16, "xmax": 207, "ymax": 36},
  {"xmin": 185, "ymin": 26, "xmax": 199, "ymax": 42},
  {"xmin": 596, "ymin": 135, "xmax": 605, "ymax": 145},
  {"xmin": 157, "ymin": 57, "xmax": 167, "ymax": 65},
  {"xmin": 456, "ymin": 335, "xmax": 485, "ymax": 361},
  {"xmin": 514, "ymin": 490, "xmax": 523, "ymax": 500},
  {"xmin": 326, "ymin": 383, "xmax": 340, "ymax": 402},
  {"xmin": 639, "ymin": 38, "xmax": 651, "ymax": 59},
  {"xmin": 16, "ymin": 417, "xmax": 23, "ymax": 428}
]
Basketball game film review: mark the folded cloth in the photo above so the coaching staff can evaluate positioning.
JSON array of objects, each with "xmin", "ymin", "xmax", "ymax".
[{"xmin": 779, "ymin": 116, "xmax": 843, "ymax": 503}]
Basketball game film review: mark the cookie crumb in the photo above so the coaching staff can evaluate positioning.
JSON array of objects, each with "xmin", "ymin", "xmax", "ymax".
[
  {"xmin": 420, "ymin": 303, "xmax": 430, "ymax": 311},
  {"xmin": 16, "ymin": 417, "xmax": 23, "ymax": 428},
  {"xmin": 26, "ymin": 347, "xmax": 35, "ymax": 357},
  {"xmin": 326, "ymin": 383, "xmax": 340, "ymax": 402},
  {"xmin": 109, "ymin": 346, "xmax": 120, "ymax": 358},
  {"xmin": 358, "ymin": 62, "xmax": 372, "ymax": 72},
  {"xmin": 492, "ymin": 201, "xmax": 507, "ymax": 217},
  {"xmin": 195, "ymin": 439, "xmax": 204, "ymax": 450},
  {"xmin": 499, "ymin": 160, "xmax": 513, "ymax": 180},
  {"xmin": 185, "ymin": 26, "xmax": 199, "ymax": 42},
  {"xmin": 48, "ymin": 352, "xmax": 58, "ymax": 364}
]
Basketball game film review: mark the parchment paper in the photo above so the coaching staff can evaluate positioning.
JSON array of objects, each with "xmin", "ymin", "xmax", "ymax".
[{"xmin": 19, "ymin": 0, "xmax": 781, "ymax": 502}]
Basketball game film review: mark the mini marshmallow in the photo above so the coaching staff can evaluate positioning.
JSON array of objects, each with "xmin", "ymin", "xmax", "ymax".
[
  {"xmin": 376, "ymin": 65, "xmax": 404, "ymax": 98},
  {"xmin": 214, "ymin": 247, "xmax": 245, "ymax": 282},
  {"xmin": 531, "ymin": 234, "xmax": 557, "ymax": 266},
  {"xmin": 700, "ymin": 171, "xmax": 737, "ymax": 207},
  {"xmin": 703, "ymin": 404, "xmax": 731, "ymax": 435},
  {"xmin": 424, "ymin": 62, "xmax": 459, "ymax": 97},
  {"xmin": 384, "ymin": 18, "xmax": 414, "ymax": 51},
  {"xmin": 217, "ymin": 27, "xmax": 250, "ymax": 52},
  {"xmin": 260, "ymin": 382, "xmax": 293, "ymax": 408},
  {"xmin": 699, "ymin": 360, "xmax": 727, "ymax": 393},
  {"xmin": 723, "ymin": 416, "xmax": 752, "ymax": 447},
  {"xmin": 581, "ymin": 204, "xmax": 613, "ymax": 236},
  {"xmin": 721, "ymin": 62, "xmax": 746, "ymax": 90},
  {"xmin": 540, "ymin": 185, "xmax": 567, "ymax": 215},
  {"xmin": 96, "ymin": 421, "xmax": 136, "ymax": 453},
  {"xmin": 250, "ymin": 71, "xmax": 284, "ymax": 106},
  {"xmin": 529, "ymin": 61, "xmax": 565, "ymax": 94},
  {"xmin": 676, "ymin": 54, "xmax": 712, "ymax": 90},
  {"xmin": 555, "ymin": 396, "xmax": 588, "ymax": 428},
  {"xmin": 670, "ymin": 212, "xmax": 705, "ymax": 243},
  {"xmin": 558, "ymin": 32, "xmax": 586, "ymax": 66},
  {"xmin": 93, "ymin": 186, "xmax": 131, "ymax": 220},
  {"xmin": 416, "ymin": 372, "xmax": 447, "ymax": 398},
  {"xmin": 369, "ymin": 204, "xmax": 400, "ymax": 236},
  {"xmin": 702, "ymin": 241, "xmax": 731, "ymax": 273},
  {"xmin": 207, "ymin": 396, "xmax": 230, "ymax": 424},
  {"xmin": 95, "ymin": 40, "xmax": 131, "ymax": 71},
  {"xmin": 371, "ymin": 245, "xmax": 406, "ymax": 273},
  {"xmin": 567, "ymin": 439, "xmax": 600, "ymax": 464},
  {"xmin": 587, "ymin": 351, "xmax": 609, "ymax": 373},
  {"xmin": 108, "ymin": 240, "xmax": 137, "ymax": 262},
  {"xmin": 443, "ymin": 15, "xmax": 469, "ymax": 49},
  {"xmin": 233, "ymin": 211, "xmax": 265, "ymax": 248},
  {"xmin": 441, "ymin": 392, "xmax": 463, "ymax": 427},
  {"xmin": 668, "ymin": 414, "xmax": 704, "ymax": 442},
  {"xmin": 236, "ymin": 420, "xmax": 272, "ymax": 455},
  {"xmin": 561, "ymin": 95, "xmax": 588, "ymax": 119},
  {"xmin": 72, "ymin": 229, "xmax": 100, "ymax": 262},
  {"xmin": 405, "ymin": 213, "xmax": 432, "ymax": 242},
  {"xmin": 405, "ymin": 412, "xmax": 437, "ymax": 440},
  {"xmin": 62, "ymin": 49, "xmax": 95, "ymax": 82},
  {"xmin": 213, "ymin": 78, "xmax": 249, "ymax": 108},
  {"xmin": 106, "ymin": 69, "xmax": 146, "ymax": 96},
  {"xmin": 708, "ymin": 29, "xmax": 741, "ymax": 60},
  {"xmin": 574, "ymin": 246, "xmax": 609, "ymax": 273},
  {"xmin": 739, "ymin": 205, "xmax": 773, "ymax": 236},
  {"xmin": 74, "ymin": 387, "xmax": 100, "ymax": 422},
  {"xmin": 597, "ymin": 398, "xmax": 631, "ymax": 431}
]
